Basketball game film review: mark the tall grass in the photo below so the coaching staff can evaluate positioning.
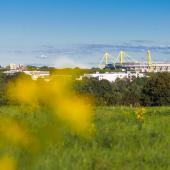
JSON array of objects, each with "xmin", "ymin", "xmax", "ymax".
[{"xmin": 0, "ymin": 106, "xmax": 170, "ymax": 170}]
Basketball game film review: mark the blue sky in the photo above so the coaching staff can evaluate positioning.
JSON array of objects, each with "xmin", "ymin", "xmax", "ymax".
[{"xmin": 0, "ymin": 0, "xmax": 170, "ymax": 67}]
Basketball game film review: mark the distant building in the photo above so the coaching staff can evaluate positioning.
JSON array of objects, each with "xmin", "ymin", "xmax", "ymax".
[
  {"xmin": 9, "ymin": 64, "xmax": 17, "ymax": 70},
  {"xmin": 18, "ymin": 64, "xmax": 26, "ymax": 70},
  {"xmin": 105, "ymin": 62, "xmax": 170, "ymax": 73},
  {"xmin": 78, "ymin": 72, "xmax": 145, "ymax": 82},
  {"xmin": 3, "ymin": 70, "xmax": 20, "ymax": 75},
  {"xmin": 4, "ymin": 69, "xmax": 50, "ymax": 80},
  {"xmin": 23, "ymin": 71, "xmax": 50, "ymax": 80},
  {"xmin": 8, "ymin": 64, "xmax": 26, "ymax": 71}
]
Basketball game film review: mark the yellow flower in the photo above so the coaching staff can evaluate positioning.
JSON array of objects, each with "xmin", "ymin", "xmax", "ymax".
[
  {"xmin": 7, "ymin": 75, "xmax": 94, "ymax": 136},
  {"xmin": 0, "ymin": 155, "xmax": 16, "ymax": 170},
  {"xmin": 0, "ymin": 116, "xmax": 37, "ymax": 151},
  {"xmin": 135, "ymin": 107, "xmax": 145, "ymax": 122}
]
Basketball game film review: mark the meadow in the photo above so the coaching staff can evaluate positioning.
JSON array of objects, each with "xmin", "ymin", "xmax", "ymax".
[{"xmin": 0, "ymin": 105, "xmax": 170, "ymax": 170}]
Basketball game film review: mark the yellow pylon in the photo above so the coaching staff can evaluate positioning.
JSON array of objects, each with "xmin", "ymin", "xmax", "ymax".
[
  {"xmin": 104, "ymin": 52, "xmax": 109, "ymax": 66},
  {"xmin": 147, "ymin": 50, "xmax": 151, "ymax": 66},
  {"xmin": 120, "ymin": 51, "xmax": 124, "ymax": 65}
]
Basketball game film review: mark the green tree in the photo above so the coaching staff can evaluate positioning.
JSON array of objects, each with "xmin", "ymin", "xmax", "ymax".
[{"xmin": 141, "ymin": 73, "xmax": 170, "ymax": 106}]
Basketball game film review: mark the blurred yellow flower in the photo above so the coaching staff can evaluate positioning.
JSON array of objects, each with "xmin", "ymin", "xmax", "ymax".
[
  {"xmin": 7, "ymin": 76, "xmax": 38, "ymax": 107},
  {"xmin": 7, "ymin": 75, "xmax": 94, "ymax": 136},
  {"xmin": 54, "ymin": 97, "xmax": 93, "ymax": 135},
  {"xmin": 0, "ymin": 116, "xmax": 37, "ymax": 151},
  {"xmin": 0, "ymin": 155, "xmax": 16, "ymax": 170}
]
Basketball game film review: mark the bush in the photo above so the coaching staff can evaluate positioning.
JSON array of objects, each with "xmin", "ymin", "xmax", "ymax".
[
  {"xmin": 74, "ymin": 73, "xmax": 170, "ymax": 106},
  {"xmin": 141, "ymin": 73, "xmax": 170, "ymax": 106}
]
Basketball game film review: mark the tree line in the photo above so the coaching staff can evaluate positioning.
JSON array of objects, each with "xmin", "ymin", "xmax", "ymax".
[
  {"xmin": 0, "ymin": 71, "xmax": 170, "ymax": 106},
  {"xmin": 74, "ymin": 73, "xmax": 170, "ymax": 106}
]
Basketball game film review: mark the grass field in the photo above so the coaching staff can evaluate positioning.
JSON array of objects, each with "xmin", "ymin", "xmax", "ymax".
[{"xmin": 0, "ymin": 106, "xmax": 170, "ymax": 170}]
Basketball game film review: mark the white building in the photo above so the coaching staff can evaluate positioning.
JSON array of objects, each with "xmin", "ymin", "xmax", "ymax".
[
  {"xmin": 9, "ymin": 64, "xmax": 17, "ymax": 70},
  {"xmin": 23, "ymin": 71, "xmax": 50, "ymax": 80},
  {"xmin": 9, "ymin": 64, "xmax": 26, "ymax": 71},
  {"xmin": 4, "ymin": 70, "xmax": 20, "ymax": 75},
  {"xmin": 4, "ymin": 70, "xmax": 50, "ymax": 80},
  {"xmin": 78, "ymin": 72, "xmax": 145, "ymax": 82}
]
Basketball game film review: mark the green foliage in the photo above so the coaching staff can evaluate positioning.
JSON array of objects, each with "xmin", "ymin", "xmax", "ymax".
[
  {"xmin": 26, "ymin": 65, "xmax": 37, "ymax": 71},
  {"xmin": 74, "ymin": 73, "xmax": 170, "ymax": 106},
  {"xmin": 74, "ymin": 77, "xmax": 147, "ymax": 106},
  {"xmin": 50, "ymin": 67, "xmax": 97, "ymax": 78},
  {"xmin": 0, "ymin": 71, "xmax": 170, "ymax": 106},
  {"xmin": 1, "ymin": 106, "xmax": 170, "ymax": 170},
  {"xmin": 141, "ymin": 73, "xmax": 170, "ymax": 106},
  {"xmin": 0, "ymin": 72, "xmax": 32, "ymax": 105},
  {"xmin": 0, "ymin": 71, "xmax": 13, "ymax": 105}
]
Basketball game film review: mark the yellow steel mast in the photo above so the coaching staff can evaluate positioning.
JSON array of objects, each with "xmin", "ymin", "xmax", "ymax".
[
  {"xmin": 104, "ymin": 52, "xmax": 109, "ymax": 66},
  {"xmin": 147, "ymin": 50, "xmax": 151, "ymax": 67},
  {"xmin": 120, "ymin": 51, "xmax": 124, "ymax": 65}
]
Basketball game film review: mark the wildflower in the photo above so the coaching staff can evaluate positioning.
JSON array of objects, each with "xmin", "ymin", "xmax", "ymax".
[
  {"xmin": 0, "ymin": 155, "xmax": 16, "ymax": 170},
  {"xmin": 135, "ymin": 107, "xmax": 145, "ymax": 122},
  {"xmin": 135, "ymin": 107, "xmax": 145, "ymax": 129},
  {"xmin": 0, "ymin": 116, "xmax": 37, "ymax": 151},
  {"xmin": 7, "ymin": 75, "xmax": 94, "ymax": 136}
]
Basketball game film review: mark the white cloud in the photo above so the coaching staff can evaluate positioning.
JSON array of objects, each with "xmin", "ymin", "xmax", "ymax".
[
  {"xmin": 54, "ymin": 56, "xmax": 88, "ymax": 68},
  {"xmin": 39, "ymin": 54, "xmax": 48, "ymax": 59}
]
